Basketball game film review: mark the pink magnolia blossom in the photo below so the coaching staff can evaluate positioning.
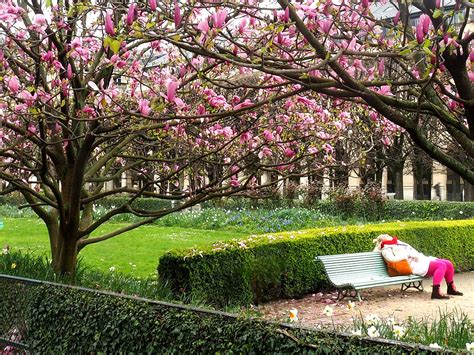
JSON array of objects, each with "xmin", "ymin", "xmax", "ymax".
[
  {"xmin": 66, "ymin": 63, "xmax": 73, "ymax": 79},
  {"xmin": 8, "ymin": 76, "xmax": 20, "ymax": 93},
  {"xmin": 362, "ymin": 0, "xmax": 369, "ymax": 8},
  {"xmin": 233, "ymin": 99, "xmax": 253, "ymax": 110},
  {"xmin": 469, "ymin": 72, "xmax": 474, "ymax": 82},
  {"xmin": 27, "ymin": 124, "xmax": 37, "ymax": 135},
  {"xmin": 381, "ymin": 136, "xmax": 391, "ymax": 146},
  {"xmin": 149, "ymin": 0, "xmax": 157, "ymax": 11},
  {"xmin": 258, "ymin": 146, "xmax": 273, "ymax": 159},
  {"xmin": 138, "ymin": 99, "xmax": 152, "ymax": 116},
  {"xmin": 322, "ymin": 143, "xmax": 334, "ymax": 154},
  {"xmin": 284, "ymin": 6, "xmax": 290, "ymax": 22},
  {"xmin": 419, "ymin": 14, "xmax": 431, "ymax": 34},
  {"xmin": 212, "ymin": 9, "xmax": 227, "ymax": 29},
  {"xmin": 209, "ymin": 95, "xmax": 227, "ymax": 108},
  {"xmin": 33, "ymin": 14, "xmax": 47, "ymax": 26},
  {"xmin": 165, "ymin": 79, "xmax": 178, "ymax": 102},
  {"xmin": 105, "ymin": 13, "xmax": 115, "ymax": 36},
  {"xmin": 174, "ymin": 2, "xmax": 182, "ymax": 28},
  {"xmin": 393, "ymin": 11, "xmax": 400, "ymax": 25},
  {"xmin": 240, "ymin": 131, "xmax": 252, "ymax": 144},
  {"xmin": 416, "ymin": 23, "xmax": 425, "ymax": 44},
  {"xmin": 284, "ymin": 147, "xmax": 295, "ymax": 158},
  {"xmin": 436, "ymin": 0, "xmax": 441, "ymax": 7},
  {"xmin": 126, "ymin": 3, "xmax": 136, "ymax": 27},
  {"xmin": 197, "ymin": 20, "xmax": 210, "ymax": 33},
  {"xmin": 263, "ymin": 129, "xmax": 274, "ymax": 142},
  {"xmin": 378, "ymin": 58, "xmax": 385, "ymax": 77},
  {"xmin": 319, "ymin": 20, "xmax": 332, "ymax": 34},
  {"xmin": 230, "ymin": 177, "xmax": 240, "ymax": 187}
]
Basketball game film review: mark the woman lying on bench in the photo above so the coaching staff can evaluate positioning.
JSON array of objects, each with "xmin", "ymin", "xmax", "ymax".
[{"xmin": 373, "ymin": 234, "xmax": 463, "ymax": 300}]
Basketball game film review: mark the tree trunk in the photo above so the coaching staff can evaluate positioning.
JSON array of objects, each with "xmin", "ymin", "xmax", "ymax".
[
  {"xmin": 394, "ymin": 169, "xmax": 404, "ymax": 200},
  {"xmin": 49, "ymin": 224, "xmax": 79, "ymax": 277}
]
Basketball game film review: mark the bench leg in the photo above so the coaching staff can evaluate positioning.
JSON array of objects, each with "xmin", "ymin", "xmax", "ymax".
[
  {"xmin": 401, "ymin": 280, "xmax": 423, "ymax": 292},
  {"xmin": 337, "ymin": 289, "xmax": 360, "ymax": 301}
]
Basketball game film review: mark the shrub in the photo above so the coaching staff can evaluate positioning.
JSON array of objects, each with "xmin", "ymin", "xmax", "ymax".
[
  {"xmin": 0, "ymin": 276, "xmax": 449, "ymax": 353},
  {"xmin": 158, "ymin": 220, "xmax": 474, "ymax": 307}
]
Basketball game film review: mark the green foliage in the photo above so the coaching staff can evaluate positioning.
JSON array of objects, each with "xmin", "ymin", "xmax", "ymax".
[
  {"xmin": 0, "ymin": 250, "xmax": 173, "ymax": 301},
  {"xmin": 0, "ymin": 218, "xmax": 247, "ymax": 277},
  {"xmin": 158, "ymin": 220, "xmax": 474, "ymax": 307},
  {"xmin": 348, "ymin": 309, "xmax": 473, "ymax": 351},
  {"xmin": 0, "ymin": 278, "xmax": 444, "ymax": 353}
]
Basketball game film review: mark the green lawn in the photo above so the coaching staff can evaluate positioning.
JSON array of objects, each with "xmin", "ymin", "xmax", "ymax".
[{"xmin": 0, "ymin": 218, "xmax": 248, "ymax": 277}]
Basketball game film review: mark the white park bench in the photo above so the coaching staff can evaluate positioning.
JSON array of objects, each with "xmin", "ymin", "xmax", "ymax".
[{"xmin": 315, "ymin": 252, "xmax": 424, "ymax": 301}]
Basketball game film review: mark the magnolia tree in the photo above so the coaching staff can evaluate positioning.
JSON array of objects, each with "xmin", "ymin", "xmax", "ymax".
[
  {"xmin": 144, "ymin": 0, "xmax": 473, "ymax": 185},
  {"xmin": 0, "ymin": 0, "xmax": 370, "ymax": 274},
  {"xmin": 1, "ymin": 0, "xmax": 472, "ymax": 274}
]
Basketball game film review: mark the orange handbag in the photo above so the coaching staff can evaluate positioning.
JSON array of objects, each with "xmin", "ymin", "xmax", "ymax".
[{"xmin": 385, "ymin": 260, "xmax": 412, "ymax": 276}]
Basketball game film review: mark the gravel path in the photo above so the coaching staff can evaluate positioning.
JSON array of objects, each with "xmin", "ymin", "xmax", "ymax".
[{"xmin": 256, "ymin": 271, "xmax": 474, "ymax": 327}]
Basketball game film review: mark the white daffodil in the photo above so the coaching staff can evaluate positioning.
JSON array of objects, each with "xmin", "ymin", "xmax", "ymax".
[
  {"xmin": 365, "ymin": 314, "xmax": 379, "ymax": 325},
  {"xmin": 289, "ymin": 308, "xmax": 298, "ymax": 322},
  {"xmin": 393, "ymin": 325, "xmax": 405, "ymax": 339},
  {"xmin": 347, "ymin": 301, "xmax": 356, "ymax": 310},
  {"xmin": 429, "ymin": 343, "xmax": 442, "ymax": 349},
  {"xmin": 367, "ymin": 326, "xmax": 380, "ymax": 338},
  {"xmin": 323, "ymin": 305, "xmax": 334, "ymax": 317},
  {"xmin": 466, "ymin": 342, "xmax": 474, "ymax": 352},
  {"xmin": 109, "ymin": 266, "xmax": 116, "ymax": 272},
  {"xmin": 352, "ymin": 329, "xmax": 362, "ymax": 336}
]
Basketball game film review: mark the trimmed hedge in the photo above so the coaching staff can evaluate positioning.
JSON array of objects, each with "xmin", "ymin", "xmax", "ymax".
[
  {"xmin": 0, "ymin": 276, "xmax": 445, "ymax": 354},
  {"xmin": 158, "ymin": 220, "xmax": 474, "ymax": 307}
]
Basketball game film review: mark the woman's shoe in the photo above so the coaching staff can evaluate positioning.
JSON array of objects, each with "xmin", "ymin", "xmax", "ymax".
[
  {"xmin": 431, "ymin": 285, "xmax": 450, "ymax": 299},
  {"xmin": 447, "ymin": 282, "xmax": 463, "ymax": 296}
]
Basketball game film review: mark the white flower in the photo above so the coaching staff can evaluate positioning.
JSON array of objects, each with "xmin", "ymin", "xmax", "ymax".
[
  {"xmin": 2, "ymin": 247, "xmax": 9, "ymax": 255},
  {"xmin": 466, "ymin": 342, "xmax": 474, "ymax": 352},
  {"xmin": 429, "ymin": 343, "xmax": 442, "ymax": 349},
  {"xmin": 365, "ymin": 314, "xmax": 379, "ymax": 325},
  {"xmin": 393, "ymin": 325, "xmax": 405, "ymax": 339},
  {"xmin": 352, "ymin": 329, "xmax": 362, "ymax": 336},
  {"xmin": 109, "ymin": 266, "xmax": 116, "ymax": 272},
  {"xmin": 459, "ymin": 211, "xmax": 464, "ymax": 214},
  {"xmin": 323, "ymin": 305, "xmax": 334, "ymax": 317},
  {"xmin": 347, "ymin": 301, "xmax": 356, "ymax": 310},
  {"xmin": 289, "ymin": 308, "xmax": 298, "ymax": 322},
  {"xmin": 367, "ymin": 326, "xmax": 380, "ymax": 338},
  {"xmin": 387, "ymin": 317, "xmax": 395, "ymax": 326}
]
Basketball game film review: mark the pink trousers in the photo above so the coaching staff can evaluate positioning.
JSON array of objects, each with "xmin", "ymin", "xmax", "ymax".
[{"xmin": 425, "ymin": 259, "xmax": 454, "ymax": 285}]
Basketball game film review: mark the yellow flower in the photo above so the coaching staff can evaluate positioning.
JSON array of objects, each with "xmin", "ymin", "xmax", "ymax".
[
  {"xmin": 393, "ymin": 325, "xmax": 405, "ymax": 339},
  {"xmin": 347, "ymin": 301, "xmax": 356, "ymax": 310},
  {"xmin": 289, "ymin": 308, "xmax": 298, "ymax": 322},
  {"xmin": 323, "ymin": 305, "xmax": 334, "ymax": 317},
  {"xmin": 11, "ymin": 262, "xmax": 16, "ymax": 269}
]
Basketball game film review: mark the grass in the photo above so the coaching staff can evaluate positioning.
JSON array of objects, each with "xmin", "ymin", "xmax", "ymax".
[{"xmin": 0, "ymin": 217, "xmax": 248, "ymax": 278}]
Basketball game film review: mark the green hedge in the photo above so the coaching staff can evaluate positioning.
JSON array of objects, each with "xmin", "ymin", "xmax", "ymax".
[
  {"xmin": 0, "ymin": 276, "xmax": 444, "ymax": 354},
  {"xmin": 158, "ymin": 220, "xmax": 474, "ymax": 307}
]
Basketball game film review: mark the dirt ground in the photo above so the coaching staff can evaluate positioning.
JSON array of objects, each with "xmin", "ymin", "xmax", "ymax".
[{"xmin": 256, "ymin": 271, "xmax": 474, "ymax": 327}]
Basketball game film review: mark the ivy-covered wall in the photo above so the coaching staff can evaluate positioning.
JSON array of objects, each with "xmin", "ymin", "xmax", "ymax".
[
  {"xmin": 0, "ymin": 276, "xmax": 443, "ymax": 354},
  {"xmin": 158, "ymin": 220, "xmax": 474, "ymax": 307}
]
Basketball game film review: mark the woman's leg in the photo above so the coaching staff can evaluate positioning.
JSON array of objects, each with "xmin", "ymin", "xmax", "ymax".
[
  {"xmin": 426, "ymin": 259, "xmax": 447, "ymax": 285},
  {"xmin": 437, "ymin": 259, "xmax": 454, "ymax": 283},
  {"xmin": 438, "ymin": 259, "xmax": 464, "ymax": 296},
  {"xmin": 426, "ymin": 260, "xmax": 449, "ymax": 299}
]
